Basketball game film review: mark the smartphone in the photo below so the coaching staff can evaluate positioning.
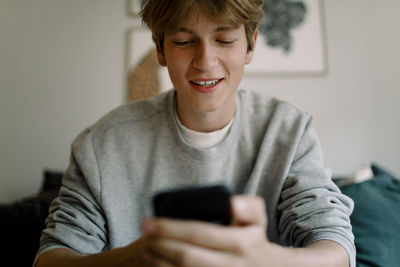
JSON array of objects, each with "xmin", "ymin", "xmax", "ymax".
[{"xmin": 152, "ymin": 184, "xmax": 232, "ymax": 225}]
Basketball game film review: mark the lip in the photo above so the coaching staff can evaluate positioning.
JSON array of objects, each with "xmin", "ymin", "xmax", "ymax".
[{"xmin": 189, "ymin": 78, "xmax": 224, "ymax": 94}]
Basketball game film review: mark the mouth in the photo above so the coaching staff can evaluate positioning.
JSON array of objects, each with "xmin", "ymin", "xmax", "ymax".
[
  {"xmin": 189, "ymin": 78, "xmax": 224, "ymax": 93},
  {"xmin": 190, "ymin": 79, "xmax": 221, "ymax": 87}
]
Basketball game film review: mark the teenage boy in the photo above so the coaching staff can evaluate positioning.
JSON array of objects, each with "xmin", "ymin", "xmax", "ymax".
[{"xmin": 35, "ymin": 0, "xmax": 355, "ymax": 266}]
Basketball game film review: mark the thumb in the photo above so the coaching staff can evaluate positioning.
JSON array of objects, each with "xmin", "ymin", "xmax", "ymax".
[{"xmin": 231, "ymin": 195, "xmax": 267, "ymax": 227}]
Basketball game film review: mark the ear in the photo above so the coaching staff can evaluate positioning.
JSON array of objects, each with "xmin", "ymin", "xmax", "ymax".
[
  {"xmin": 156, "ymin": 46, "xmax": 167, "ymax": 66},
  {"xmin": 245, "ymin": 30, "xmax": 258, "ymax": 65}
]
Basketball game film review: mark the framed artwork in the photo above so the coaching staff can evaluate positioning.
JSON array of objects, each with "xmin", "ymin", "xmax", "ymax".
[
  {"xmin": 127, "ymin": 0, "xmax": 143, "ymax": 16},
  {"xmin": 247, "ymin": 0, "xmax": 327, "ymax": 75},
  {"xmin": 125, "ymin": 27, "xmax": 172, "ymax": 102}
]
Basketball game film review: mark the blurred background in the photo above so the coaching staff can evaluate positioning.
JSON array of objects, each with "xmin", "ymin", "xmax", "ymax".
[{"xmin": 1, "ymin": 0, "xmax": 399, "ymax": 203}]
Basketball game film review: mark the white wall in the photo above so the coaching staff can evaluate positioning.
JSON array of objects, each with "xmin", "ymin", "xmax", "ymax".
[
  {"xmin": 243, "ymin": 0, "xmax": 400, "ymax": 177},
  {"xmin": 0, "ymin": 0, "xmax": 133, "ymax": 201},
  {"xmin": 1, "ymin": 0, "xmax": 399, "ymax": 202}
]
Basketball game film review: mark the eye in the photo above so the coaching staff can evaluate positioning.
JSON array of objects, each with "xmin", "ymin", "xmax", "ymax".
[
  {"xmin": 216, "ymin": 39, "xmax": 237, "ymax": 46},
  {"xmin": 217, "ymin": 40, "xmax": 235, "ymax": 45},
  {"xmin": 172, "ymin": 40, "xmax": 194, "ymax": 47}
]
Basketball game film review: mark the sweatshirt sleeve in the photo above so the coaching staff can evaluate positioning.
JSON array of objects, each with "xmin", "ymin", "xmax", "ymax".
[
  {"xmin": 34, "ymin": 129, "xmax": 108, "ymax": 265},
  {"xmin": 277, "ymin": 118, "xmax": 356, "ymax": 267}
]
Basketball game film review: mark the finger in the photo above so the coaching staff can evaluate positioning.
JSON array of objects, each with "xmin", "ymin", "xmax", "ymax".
[
  {"xmin": 149, "ymin": 237, "xmax": 241, "ymax": 267},
  {"xmin": 143, "ymin": 218, "xmax": 255, "ymax": 252},
  {"xmin": 144, "ymin": 250, "xmax": 177, "ymax": 267},
  {"xmin": 231, "ymin": 195, "xmax": 267, "ymax": 227},
  {"xmin": 126, "ymin": 235, "xmax": 177, "ymax": 267}
]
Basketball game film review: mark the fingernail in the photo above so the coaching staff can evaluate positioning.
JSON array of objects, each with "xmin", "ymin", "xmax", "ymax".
[{"xmin": 233, "ymin": 197, "xmax": 248, "ymax": 212}]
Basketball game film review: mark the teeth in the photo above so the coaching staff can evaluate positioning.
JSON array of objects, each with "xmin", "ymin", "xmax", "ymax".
[{"xmin": 192, "ymin": 80, "xmax": 219, "ymax": 87}]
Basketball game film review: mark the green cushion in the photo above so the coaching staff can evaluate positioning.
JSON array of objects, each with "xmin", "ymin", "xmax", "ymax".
[{"xmin": 340, "ymin": 165, "xmax": 400, "ymax": 267}]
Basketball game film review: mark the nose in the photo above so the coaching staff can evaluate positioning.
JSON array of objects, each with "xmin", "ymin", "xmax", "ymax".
[{"xmin": 192, "ymin": 42, "xmax": 218, "ymax": 71}]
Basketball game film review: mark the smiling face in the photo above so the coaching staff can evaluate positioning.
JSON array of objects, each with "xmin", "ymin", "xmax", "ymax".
[{"xmin": 158, "ymin": 14, "xmax": 257, "ymax": 131}]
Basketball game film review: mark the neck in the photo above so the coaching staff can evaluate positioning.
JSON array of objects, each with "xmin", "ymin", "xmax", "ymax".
[{"xmin": 177, "ymin": 105, "xmax": 235, "ymax": 133}]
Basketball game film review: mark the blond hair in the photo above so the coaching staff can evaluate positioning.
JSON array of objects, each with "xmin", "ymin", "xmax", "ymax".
[{"xmin": 140, "ymin": 0, "xmax": 264, "ymax": 54}]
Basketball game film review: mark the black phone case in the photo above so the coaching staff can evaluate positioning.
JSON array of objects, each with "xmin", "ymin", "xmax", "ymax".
[{"xmin": 153, "ymin": 185, "xmax": 232, "ymax": 225}]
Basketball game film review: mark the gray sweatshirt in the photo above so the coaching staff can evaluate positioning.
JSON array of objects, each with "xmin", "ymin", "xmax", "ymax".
[{"xmin": 35, "ymin": 89, "xmax": 355, "ymax": 266}]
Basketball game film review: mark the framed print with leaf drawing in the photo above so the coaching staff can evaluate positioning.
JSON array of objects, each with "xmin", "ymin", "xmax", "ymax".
[{"xmin": 247, "ymin": 0, "xmax": 327, "ymax": 75}]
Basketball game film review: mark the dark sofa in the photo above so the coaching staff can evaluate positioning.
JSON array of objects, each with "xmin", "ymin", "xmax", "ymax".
[
  {"xmin": 1, "ymin": 165, "xmax": 399, "ymax": 266},
  {"xmin": 0, "ymin": 170, "xmax": 63, "ymax": 266}
]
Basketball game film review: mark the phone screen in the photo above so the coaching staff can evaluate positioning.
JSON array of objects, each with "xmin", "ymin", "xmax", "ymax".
[{"xmin": 152, "ymin": 185, "xmax": 232, "ymax": 225}]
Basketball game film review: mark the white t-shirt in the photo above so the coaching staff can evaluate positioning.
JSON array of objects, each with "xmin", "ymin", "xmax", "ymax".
[{"xmin": 176, "ymin": 114, "xmax": 233, "ymax": 149}]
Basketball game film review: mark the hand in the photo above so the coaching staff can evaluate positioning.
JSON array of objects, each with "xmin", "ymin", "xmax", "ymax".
[
  {"xmin": 140, "ymin": 195, "xmax": 285, "ymax": 267},
  {"xmin": 38, "ymin": 196, "xmax": 349, "ymax": 267}
]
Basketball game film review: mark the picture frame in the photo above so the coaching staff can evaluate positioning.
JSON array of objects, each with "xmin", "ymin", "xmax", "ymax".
[
  {"xmin": 127, "ymin": 0, "xmax": 143, "ymax": 16},
  {"xmin": 247, "ymin": 0, "xmax": 328, "ymax": 75},
  {"xmin": 125, "ymin": 27, "xmax": 173, "ymax": 101}
]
